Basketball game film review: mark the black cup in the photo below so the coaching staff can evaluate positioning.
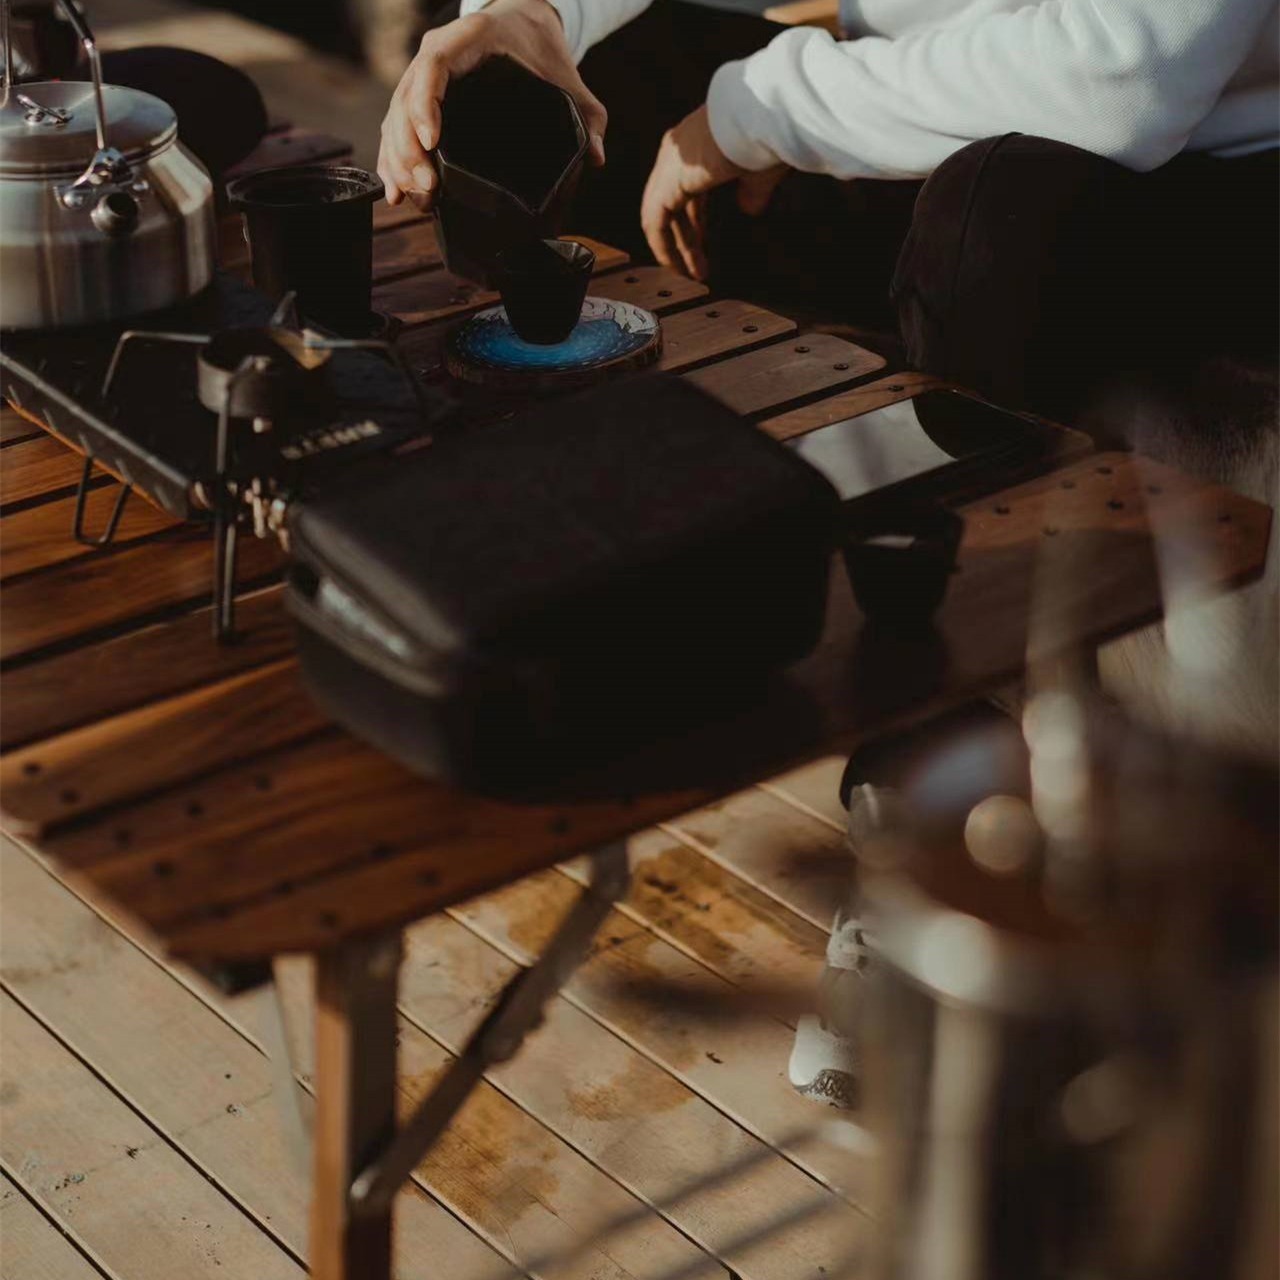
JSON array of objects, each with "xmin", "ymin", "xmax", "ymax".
[
  {"xmin": 843, "ymin": 504, "xmax": 963, "ymax": 625},
  {"xmin": 493, "ymin": 239, "xmax": 594, "ymax": 344},
  {"xmin": 226, "ymin": 165, "xmax": 383, "ymax": 334},
  {"xmin": 434, "ymin": 57, "xmax": 588, "ymax": 286}
]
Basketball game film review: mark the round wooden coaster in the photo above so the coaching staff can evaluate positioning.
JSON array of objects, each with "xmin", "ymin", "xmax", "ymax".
[{"xmin": 444, "ymin": 297, "xmax": 662, "ymax": 392}]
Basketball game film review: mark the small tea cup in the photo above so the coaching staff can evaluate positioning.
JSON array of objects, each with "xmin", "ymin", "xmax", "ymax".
[
  {"xmin": 493, "ymin": 238, "xmax": 595, "ymax": 345},
  {"xmin": 843, "ymin": 504, "xmax": 963, "ymax": 625}
]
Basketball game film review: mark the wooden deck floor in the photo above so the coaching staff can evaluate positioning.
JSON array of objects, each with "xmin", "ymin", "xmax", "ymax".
[{"xmin": 0, "ymin": 757, "xmax": 877, "ymax": 1280}]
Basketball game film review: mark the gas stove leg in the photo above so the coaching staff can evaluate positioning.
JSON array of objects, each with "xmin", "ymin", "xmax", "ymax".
[
  {"xmin": 310, "ymin": 931, "xmax": 402, "ymax": 1280},
  {"xmin": 210, "ymin": 368, "xmax": 251, "ymax": 644},
  {"xmin": 71, "ymin": 454, "xmax": 131, "ymax": 547},
  {"xmin": 212, "ymin": 515, "xmax": 239, "ymax": 642}
]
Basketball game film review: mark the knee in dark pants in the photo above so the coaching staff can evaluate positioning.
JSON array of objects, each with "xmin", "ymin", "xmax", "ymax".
[{"xmin": 892, "ymin": 134, "xmax": 1144, "ymax": 421}]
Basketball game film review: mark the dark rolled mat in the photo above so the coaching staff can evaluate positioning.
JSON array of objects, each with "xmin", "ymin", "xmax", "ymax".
[{"xmin": 101, "ymin": 45, "xmax": 269, "ymax": 177}]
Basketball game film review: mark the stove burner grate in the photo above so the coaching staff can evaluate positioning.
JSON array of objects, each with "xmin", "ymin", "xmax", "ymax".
[{"xmin": 91, "ymin": 292, "xmax": 434, "ymax": 641}]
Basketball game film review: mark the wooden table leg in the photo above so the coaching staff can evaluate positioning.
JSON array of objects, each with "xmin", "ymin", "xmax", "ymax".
[{"xmin": 310, "ymin": 932, "xmax": 403, "ymax": 1280}]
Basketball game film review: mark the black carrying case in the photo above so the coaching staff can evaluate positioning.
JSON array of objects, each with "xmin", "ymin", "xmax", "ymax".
[{"xmin": 286, "ymin": 373, "xmax": 840, "ymax": 791}]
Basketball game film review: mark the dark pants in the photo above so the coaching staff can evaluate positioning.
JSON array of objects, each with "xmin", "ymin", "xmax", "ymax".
[{"xmin": 573, "ymin": 0, "xmax": 1278, "ymax": 422}]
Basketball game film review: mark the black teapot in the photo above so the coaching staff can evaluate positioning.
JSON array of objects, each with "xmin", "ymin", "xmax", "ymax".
[{"xmin": 434, "ymin": 57, "xmax": 589, "ymax": 287}]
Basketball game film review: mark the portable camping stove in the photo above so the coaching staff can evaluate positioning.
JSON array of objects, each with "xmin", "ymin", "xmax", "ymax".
[
  {"xmin": 93, "ymin": 292, "xmax": 436, "ymax": 639},
  {"xmin": 1, "ymin": 276, "xmax": 447, "ymax": 645}
]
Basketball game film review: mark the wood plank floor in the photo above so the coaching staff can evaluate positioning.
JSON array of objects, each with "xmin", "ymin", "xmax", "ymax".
[{"xmin": 0, "ymin": 762, "xmax": 873, "ymax": 1280}]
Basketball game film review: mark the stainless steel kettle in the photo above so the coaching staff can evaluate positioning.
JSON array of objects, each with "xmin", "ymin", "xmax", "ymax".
[{"xmin": 0, "ymin": 0, "xmax": 215, "ymax": 329}]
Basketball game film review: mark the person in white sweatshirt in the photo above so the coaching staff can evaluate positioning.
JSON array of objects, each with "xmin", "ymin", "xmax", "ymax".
[
  {"xmin": 376, "ymin": 0, "xmax": 1269, "ymax": 399},
  {"xmin": 379, "ymin": 0, "xmax": 1277, "ymax": 1106},
  {"xmin": 379, "ymin": 0, "xmax": 1276, "ymax": 418}
]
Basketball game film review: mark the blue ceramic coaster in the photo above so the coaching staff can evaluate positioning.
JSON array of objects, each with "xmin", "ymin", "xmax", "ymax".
[{"xmin": 445, "ymin": 297, "xmax": 662, "ymax": 389}]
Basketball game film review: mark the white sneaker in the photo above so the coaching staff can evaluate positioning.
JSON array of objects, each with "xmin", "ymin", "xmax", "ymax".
[
  {"xmin": 788, "ymin": 914, "xmax": 869, "ymax": 1108},
  {"xmin": 788, "ymin": 783, "xmax": 898, "ymax": 1109}
]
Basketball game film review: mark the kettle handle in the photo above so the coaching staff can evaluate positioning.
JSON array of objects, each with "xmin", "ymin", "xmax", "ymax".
[
  {"xmin": 57, "ymin": 1, "xmax": 107, "ymax": 151},
  {"xmin": 0, "ymin": 3, "xmax": 105, "ymax": 149}
]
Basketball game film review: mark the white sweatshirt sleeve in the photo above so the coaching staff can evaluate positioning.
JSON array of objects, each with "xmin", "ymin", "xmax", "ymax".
[
  {"xmin": 707, "ymin": 0, "xmax": 1279, "ymax": 178},
  {"xmin": 458, "ymin": 0, "xmax": 650, "ymax": 62}
]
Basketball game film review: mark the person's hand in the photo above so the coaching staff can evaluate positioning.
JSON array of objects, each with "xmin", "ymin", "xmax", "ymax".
[
  {"xmin": 640, "ymin": 104, "xmax": 788, "ymax": 280},
  {"xmin": 377, "ymin": 0, "xmax": 607, "ymax": 209}
]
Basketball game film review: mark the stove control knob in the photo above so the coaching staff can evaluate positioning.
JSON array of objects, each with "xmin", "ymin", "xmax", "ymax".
[{"xmin": 92, "ymin": 191, "xmax": 140, "ymax": 237}]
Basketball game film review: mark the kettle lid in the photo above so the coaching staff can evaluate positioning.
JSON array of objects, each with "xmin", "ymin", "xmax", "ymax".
[{"xmin": 0, "ymin": 80, "xmax": 177, "ymax": 175}]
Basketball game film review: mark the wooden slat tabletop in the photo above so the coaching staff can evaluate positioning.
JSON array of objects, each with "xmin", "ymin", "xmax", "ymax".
[
  {"xmin": 684, "ymin": 333, "xmax": 883, "ymax": 418},
  {"xmin": 1, "ymin": 484, "xmax": 176, "ymax": 581},
  {"xmin": 0, "ymin": 524, "xmax": 285, "ymax": 664},
  {"xmin": 1, "ymin": 404, "xmax": 43, "ymax": 447},
  {"xmin": 0, "ymin": 585, "xmax": 294, "ymax": 752},
  {"xmin": 1, "ymin": 434, "xmax": 109, "ymax": 510},
  {"xmin": 1, "ymin": 208, "xmax": 1272, "ymax": 967},
  {"xmin": 657, "ymin": 299, "xmax": 798, "ymax": 371}
]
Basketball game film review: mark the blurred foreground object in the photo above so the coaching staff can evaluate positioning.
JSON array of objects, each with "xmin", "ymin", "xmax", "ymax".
[{"xmin": 857, "ymin": 690, "xmax": 1278, "ymax": 1280}]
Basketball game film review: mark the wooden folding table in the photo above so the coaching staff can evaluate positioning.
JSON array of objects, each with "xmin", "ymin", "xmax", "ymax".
[{"xmin": 1, "ymin": 201, "xmax": 1271, "ymax": 1280}]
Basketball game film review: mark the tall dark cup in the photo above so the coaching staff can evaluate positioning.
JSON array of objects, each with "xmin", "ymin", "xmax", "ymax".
[
  {"xmin": 227, "ymin": 165, "xmax": 383, "ymax": 334},
  {"xmin": 434, "ymin": 57, "xmax": 588, "ymax": 287}
]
